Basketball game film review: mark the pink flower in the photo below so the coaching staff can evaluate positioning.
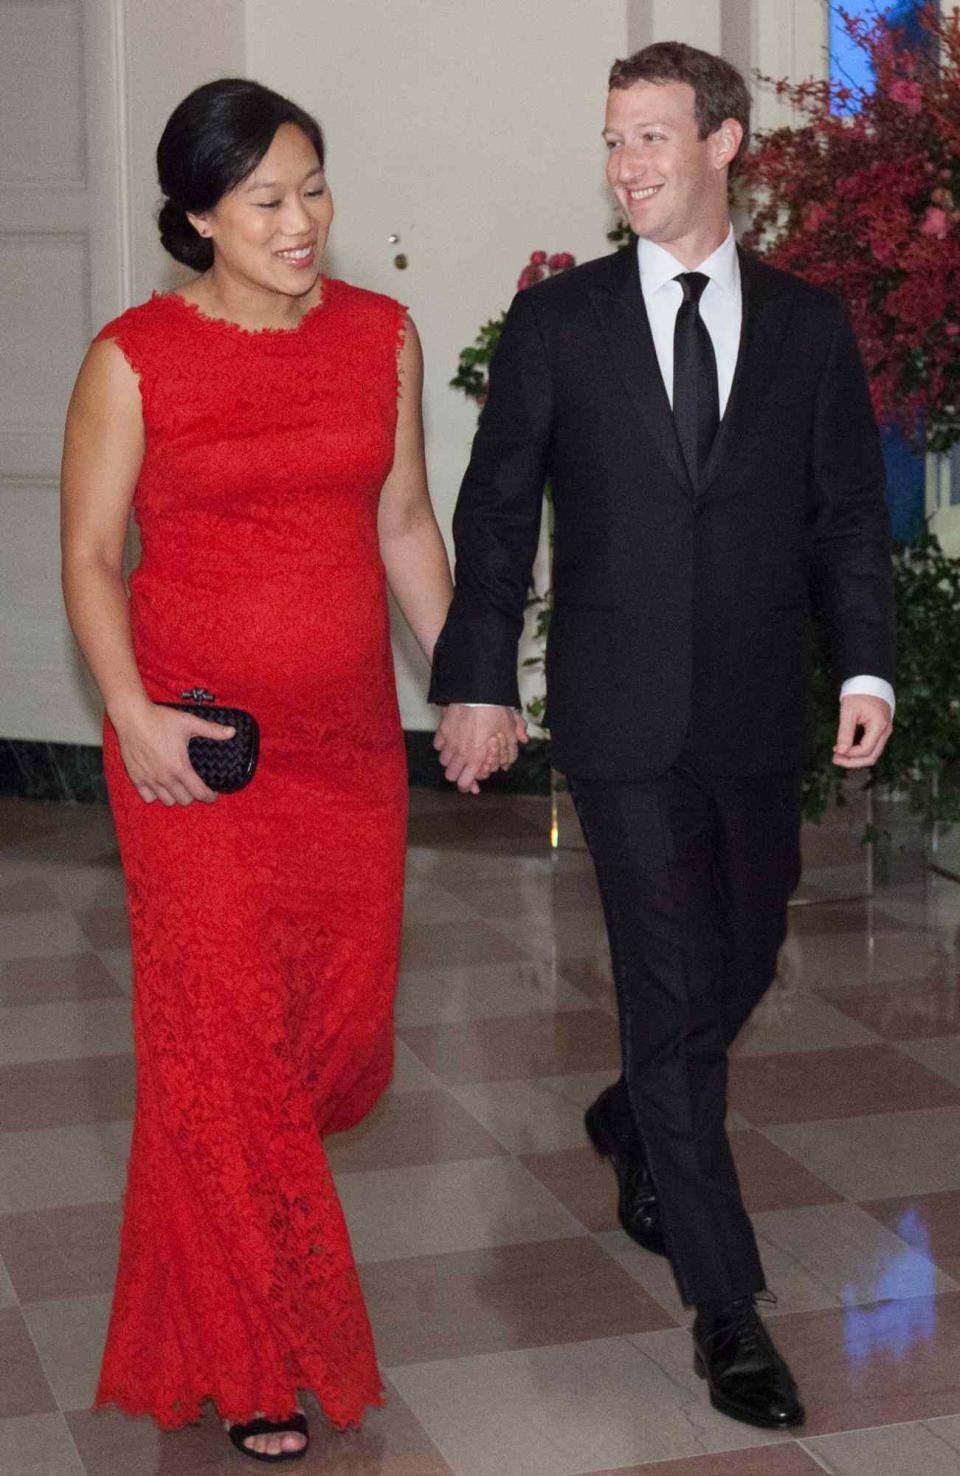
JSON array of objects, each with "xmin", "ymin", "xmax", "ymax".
[
  {"xmin": 517, "ymin": 263, "xmax": 545, "ymax": 290},
  {"xmin": 921, "ymin": 206, "xmax": 950, "ymax": 239},
  {"xmin": 888, "ymin": 78, "xmax": 922, "ymax": 113},
  {"xmin": 529, "ymin": 250, "xmax": 547, "ymax": 265},
  {"xmin": 803, "ymin": 202, "xmax": 829, "ymax": 231},
  {"xmin": 946, "ymin": 324, "xmax": 960, "ymax": 337},
  {"xmin": 547, "ymin": 251, "xmax": 576, "ymax": 273}
]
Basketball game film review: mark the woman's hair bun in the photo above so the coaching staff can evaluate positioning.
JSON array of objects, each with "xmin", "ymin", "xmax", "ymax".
[{"xmin": 157, "ymin": 198, "xmax": 214, "ymax": 272}]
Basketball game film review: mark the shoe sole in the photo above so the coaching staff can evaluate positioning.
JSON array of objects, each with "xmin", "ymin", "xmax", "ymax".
[{"xmin": 693, "ymin": 1351, "xmax": 805, "ymax": 1430}]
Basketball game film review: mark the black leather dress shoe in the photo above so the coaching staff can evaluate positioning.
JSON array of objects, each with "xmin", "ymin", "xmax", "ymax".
[
  {"xmin": 693, "ymin": 1297, "xmax": 805, "ymax": 1430},
  {"xmin": 584, "ymin": 1091, "xmax": 666, "ymax": 1257}
]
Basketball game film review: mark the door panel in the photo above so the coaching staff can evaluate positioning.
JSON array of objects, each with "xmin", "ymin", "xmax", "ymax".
[{"xmin": 0, "ymin": 0, "xmax": 126, "ymax": 744}]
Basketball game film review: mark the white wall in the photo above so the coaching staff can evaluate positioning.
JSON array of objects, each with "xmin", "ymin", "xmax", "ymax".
[
  {"xmin": 247, "ymin": 0, "xmax": 833, "ymax": 731},
  {"xmin": 121, "ymin": 0, "xmax": 246, "ymax": 306},
  {"xmin": 246, "ymin": 0, "xmax": 628, "ymax": 729},
  {"xmin": 2, "ymin": 0, "xmax": 833, "ymax": 745}
]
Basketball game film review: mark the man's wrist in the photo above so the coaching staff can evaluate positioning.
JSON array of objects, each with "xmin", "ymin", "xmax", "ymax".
[{"xmin": 840, "ymin": 676, "xmax": 895, "ymax": 718}]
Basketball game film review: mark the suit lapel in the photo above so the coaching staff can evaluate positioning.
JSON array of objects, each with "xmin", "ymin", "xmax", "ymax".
[
  {"xmin": 586, "ymin": 245, "xmax": 795, "ymax": 496},
  {"xmin": 700, "ymin": 248, "xmax": 794, "ymax": 493},
  {"xmin": 587, "ymin": 248, "xmax": 691, "ymax": 494}
]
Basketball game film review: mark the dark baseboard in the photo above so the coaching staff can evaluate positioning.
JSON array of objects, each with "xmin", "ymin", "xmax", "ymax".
[
  {"xmin": 0, "ymin": 738, "xmax": 109, "ymax": 804},
  {"xmin": 1, "ymin": 732, "xmax": 552, "ymax": 804}
]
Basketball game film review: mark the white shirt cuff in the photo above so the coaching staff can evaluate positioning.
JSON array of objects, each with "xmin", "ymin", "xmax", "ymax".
[{"xmin": 840, "ymin": 676, "xmax": 895, "ymax": 718}]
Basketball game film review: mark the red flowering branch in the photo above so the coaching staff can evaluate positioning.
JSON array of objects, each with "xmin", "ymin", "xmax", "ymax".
[
  {"xmin": 452, "ymin": 249, "xmax": 577, "ymax": 404},
  {"xmin": 738, "ymin": 3, "xmax": 960, "ymax": 452}
]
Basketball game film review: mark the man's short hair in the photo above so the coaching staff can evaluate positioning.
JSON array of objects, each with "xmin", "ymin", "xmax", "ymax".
[{"xmin": 609, "ymin": 42, "xmax": 751, "ymax": 176}]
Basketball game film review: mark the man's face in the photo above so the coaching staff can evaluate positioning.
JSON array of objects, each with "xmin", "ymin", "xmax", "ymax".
[{"xmin": 604, "ymin": 80, "xmax": 732, "ymax": 247}]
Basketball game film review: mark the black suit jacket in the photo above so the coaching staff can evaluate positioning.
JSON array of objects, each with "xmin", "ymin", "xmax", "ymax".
[{"xmin": 429, "ymin": 245, "xmax": 895, "ymax": 780}]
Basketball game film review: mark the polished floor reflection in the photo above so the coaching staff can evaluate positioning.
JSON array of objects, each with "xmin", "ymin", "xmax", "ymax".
[{"xmin": 2, "ymin": 790, "xmax": 960, "ymax": 1474}]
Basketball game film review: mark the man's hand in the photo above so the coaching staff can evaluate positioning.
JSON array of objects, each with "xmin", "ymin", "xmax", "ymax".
[
  {"xmin": 833, "ymin": 694, "xmax": 893, "ymax": 770},
  {"xmin": 434, "ymin": 704, "xmax": 528, "ymax": 794}
]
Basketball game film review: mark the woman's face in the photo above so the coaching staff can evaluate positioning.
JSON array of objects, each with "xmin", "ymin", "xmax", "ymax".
[{"xmin": 189, "ymin": 123, "xmax": 334, "ymax": 296}]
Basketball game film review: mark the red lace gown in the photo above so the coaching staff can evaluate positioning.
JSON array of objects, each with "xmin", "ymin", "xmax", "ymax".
[{"xmin": 93, "ymin": 282, "xmax": 408, "ymax": 1431}]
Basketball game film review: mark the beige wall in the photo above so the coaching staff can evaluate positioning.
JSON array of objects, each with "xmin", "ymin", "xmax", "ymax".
[
  {"xmin": 629, "ymin": 0, "xmax": 722, "ymax": 52},
  {"xmin": 2, "ymin": 0, "xmax": 834, "ymax": 745},
  {"xmin": 247, "ymin": 0, "xmax": 831, "ymax": 732},
  {"xmin": 245, "ymin": 0, "xmax": 628, "ymax": 729}
]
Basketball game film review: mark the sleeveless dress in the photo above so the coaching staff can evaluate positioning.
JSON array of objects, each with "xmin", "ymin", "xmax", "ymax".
[{"xmin": 93, "ymin": 282, "xmax": 409, "ymax": 1431}]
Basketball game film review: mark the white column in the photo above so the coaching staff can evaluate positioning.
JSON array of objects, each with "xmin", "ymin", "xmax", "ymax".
[
  {"xmin": 723, "ymin": 0, "xmax": 828, "ymax": 132},
  {"xmin": 624, "ymin": 1, "xmax": 829, "ymax": 131},
  {"xmin": 626, "ymin": 0, "xmax": 722, "ymax": 52}
]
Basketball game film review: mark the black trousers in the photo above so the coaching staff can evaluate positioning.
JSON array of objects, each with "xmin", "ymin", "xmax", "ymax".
[{"xmin": 569, "ymin": 757, "xmax": 803, "ymax": 1306}]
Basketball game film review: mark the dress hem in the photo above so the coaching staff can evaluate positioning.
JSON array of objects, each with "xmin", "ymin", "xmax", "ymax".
[{"xmin": 93, "ymin": 1380, "xmax": 386, "ymax": 1434}]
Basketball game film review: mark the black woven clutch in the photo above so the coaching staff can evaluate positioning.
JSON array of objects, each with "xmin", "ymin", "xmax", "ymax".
[{"xmin": 159, "ymin": 689, "xmax": 259, "ymax": 793}]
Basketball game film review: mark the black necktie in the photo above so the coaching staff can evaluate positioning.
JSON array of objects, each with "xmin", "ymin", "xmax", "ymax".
[{"xmin": 672, "ymin": 271, "xmax": 719, "ymax": 487}]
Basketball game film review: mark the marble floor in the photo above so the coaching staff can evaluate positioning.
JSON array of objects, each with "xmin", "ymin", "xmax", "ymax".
[{"xmin": 2, "ymin": 788, "xmax": 960, "ymax": 1475}]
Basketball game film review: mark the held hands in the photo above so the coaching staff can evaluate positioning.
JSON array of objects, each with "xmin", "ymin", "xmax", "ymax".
[
  {"xmin": 434, "ymin": 703, "xmax": 529, "ymax": 794},
  {"xmin": 112, "ymin": 699, "xmax": 235, "ymax": 806},
  {"xmin": 833, "ymin": 694, "xmax": 893, "ymax": 770}
]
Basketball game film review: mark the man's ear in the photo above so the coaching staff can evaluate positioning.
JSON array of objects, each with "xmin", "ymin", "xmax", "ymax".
[{"xmin": 712, "ymin": 118, "xmax": 744, "ymax": 172}]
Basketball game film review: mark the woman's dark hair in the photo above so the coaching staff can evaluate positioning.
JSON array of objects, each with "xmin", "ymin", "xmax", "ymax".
[{"xmin": 156, "ymin": 78, "xmax": 325, "ymax": 270}]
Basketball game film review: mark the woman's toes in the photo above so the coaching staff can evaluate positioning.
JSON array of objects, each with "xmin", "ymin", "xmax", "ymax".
[
  {"xmin": 226, "ymin": 1411, "xmax": 307, "ymax": 1457},
  {"xmin": 241, "ymin": 1427, "xmax": 307, "ymax": 1456}
]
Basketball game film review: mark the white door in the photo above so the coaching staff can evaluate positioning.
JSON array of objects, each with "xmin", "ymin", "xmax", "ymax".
[{"xmin": 0, "ymin": 0, "xmax": 128, "ymax": 746}]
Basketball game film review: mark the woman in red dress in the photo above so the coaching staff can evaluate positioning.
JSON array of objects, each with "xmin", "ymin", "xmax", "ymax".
[{"xmin": 60, "ymin": 79, "xmax": 519, "ymax": 1463}]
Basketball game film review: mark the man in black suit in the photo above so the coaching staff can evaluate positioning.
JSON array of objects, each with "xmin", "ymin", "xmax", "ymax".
[{"xmin": 430, "ymin": 42, "xmax": 895, "ymax": 1430}]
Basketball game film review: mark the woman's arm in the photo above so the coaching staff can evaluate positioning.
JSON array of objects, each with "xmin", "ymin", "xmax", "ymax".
[
  {"xmin": 377, "ymin": 318, "xmax": 453, "ymax": 666},
  {"xmin": 378, "ymin": 317, "xmax": 523, "ymax": 788},
  {"xmin": 60, "ymin": 340, "xmax": 232, "ymax": 806}
]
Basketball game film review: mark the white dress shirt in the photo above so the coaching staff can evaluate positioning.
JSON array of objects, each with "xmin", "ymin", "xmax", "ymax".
[
  {"xmin": 636, "ymin": 227, "xmax": 894, "ymax": 718},
  {"xmin": 639, "ymin": 226, "xmax": 741, "ymax": 416}
]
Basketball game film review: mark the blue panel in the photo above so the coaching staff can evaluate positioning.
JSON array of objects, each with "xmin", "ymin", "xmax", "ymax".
[
  {"xmin": 830, "ymin": 0, "xmax": 928, "ymax": 103},
  {"xmin": 830, "ymin": 2, "xmax": 877, "ymax": 100},
  {"xmin": 882, "ymin": 427, "xmax": 926, "ymax": 543}
]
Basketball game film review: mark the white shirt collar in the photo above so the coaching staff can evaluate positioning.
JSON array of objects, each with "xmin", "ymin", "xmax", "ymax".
[{"xmin": 637, "ymin": 223, "xmax": 738, "ymax": 298}]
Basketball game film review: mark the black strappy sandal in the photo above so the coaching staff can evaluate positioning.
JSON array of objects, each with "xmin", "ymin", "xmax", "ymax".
[{"xmin": 227, "ymin": 1411, "xmax": 310, "ymax": 1464}]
